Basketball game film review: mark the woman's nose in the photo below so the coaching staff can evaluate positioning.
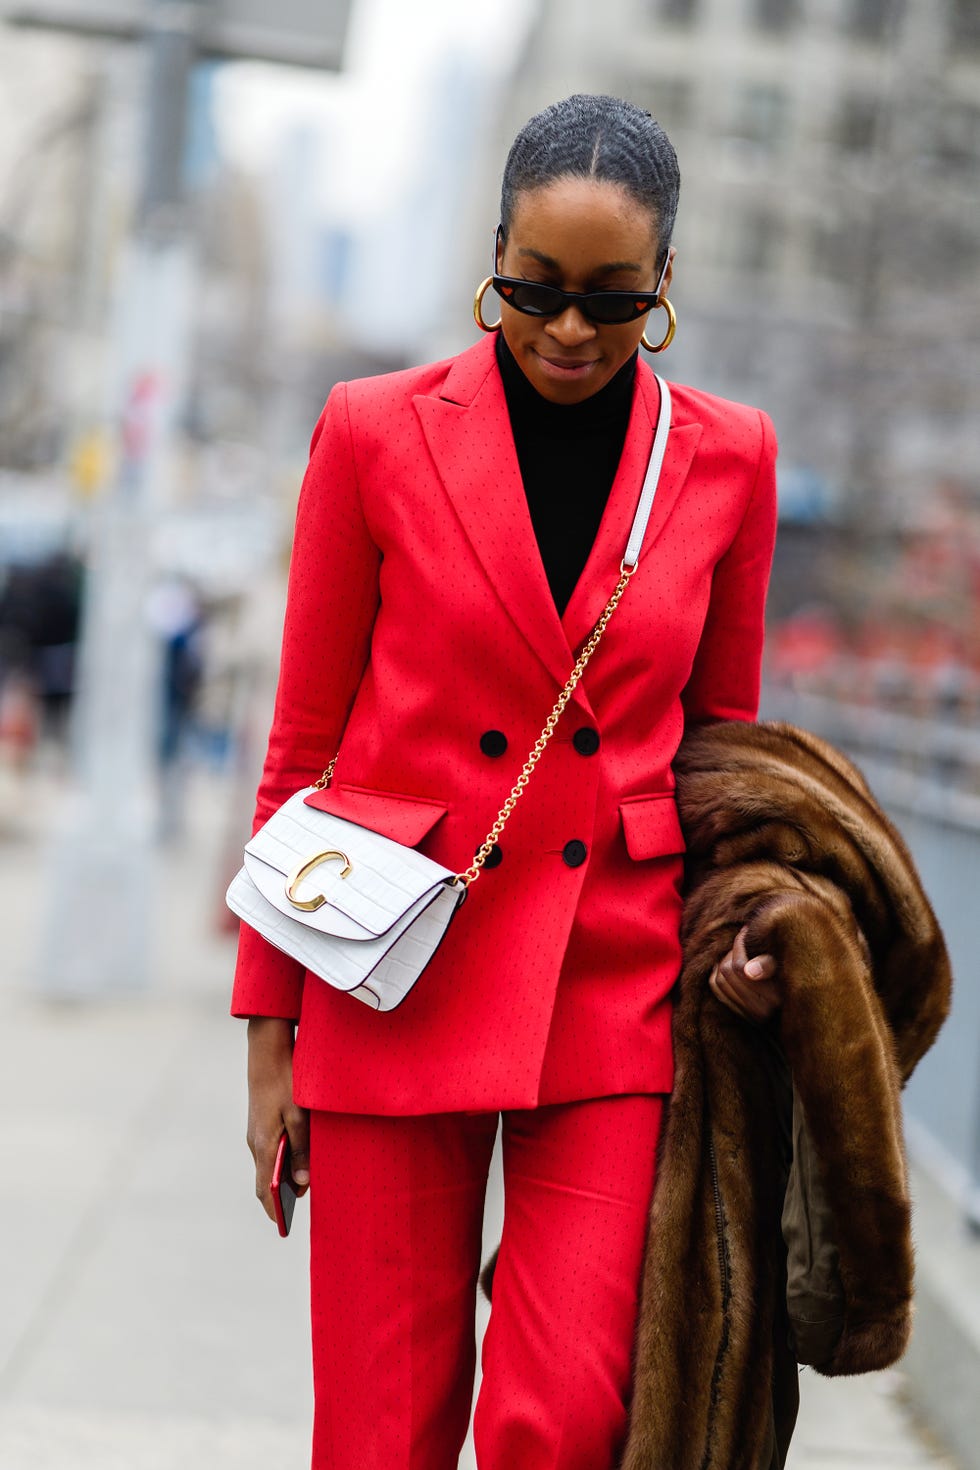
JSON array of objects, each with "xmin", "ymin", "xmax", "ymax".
[{"xmin": 544, "ymin": 306, "xmax": 596, "ymax": 346}]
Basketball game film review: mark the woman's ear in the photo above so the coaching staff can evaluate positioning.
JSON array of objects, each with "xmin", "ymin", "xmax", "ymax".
[{"xmin": 657, "ymin": 244, "xmax": 677, "ymax": 302}]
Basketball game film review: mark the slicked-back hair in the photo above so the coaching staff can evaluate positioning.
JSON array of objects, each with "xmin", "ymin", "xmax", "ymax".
[{"xmin": 500, "ymin": 94, "xmax": 680, "ymax": 264}]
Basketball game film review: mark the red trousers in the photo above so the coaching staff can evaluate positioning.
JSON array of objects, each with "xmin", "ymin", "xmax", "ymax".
[{"xmin": 308, "ymin": 1094, "xmax": 664, "ymax": 1469}]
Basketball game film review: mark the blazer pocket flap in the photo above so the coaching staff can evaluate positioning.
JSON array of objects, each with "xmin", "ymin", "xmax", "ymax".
[
  {"xmin": 244, "ymin": 787, "xmax": 454, "ymax": 939},
  {"xmin": 303, "ymin": 782, "xmax": 449, "ymax": 847},
  {"xmin": 619, "ymin": 793, "xmax": 686, "ymax": 860}
]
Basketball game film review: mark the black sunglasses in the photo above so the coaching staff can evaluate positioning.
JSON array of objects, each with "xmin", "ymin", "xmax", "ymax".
[{"xmin": 491, "ymin": 225, "xmax": 670, "ymax": 326}]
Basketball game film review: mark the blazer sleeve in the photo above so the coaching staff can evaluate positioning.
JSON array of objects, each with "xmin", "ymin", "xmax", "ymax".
[
  {"xmin": 680, "ymin": 409, "xmax": 778, "ymax": 724},
  {"xmin": 230, "ymin": 382, "xmax": 381, "ymax": 1020}
]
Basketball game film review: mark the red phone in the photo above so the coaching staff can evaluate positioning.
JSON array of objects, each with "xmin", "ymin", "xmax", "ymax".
[{"xmin": 271, "ymin": 1130, "xmax": 299, "ymax": 1238}]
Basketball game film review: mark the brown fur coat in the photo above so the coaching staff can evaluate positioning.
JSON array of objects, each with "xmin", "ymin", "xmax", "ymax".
[
  {"xmin": 622, "ymin": 719, "xmax": 951, "ymax": 1469},
  {"xmin": 484, "ymin": 720, "xmax": 952, "ymax": 1470}
]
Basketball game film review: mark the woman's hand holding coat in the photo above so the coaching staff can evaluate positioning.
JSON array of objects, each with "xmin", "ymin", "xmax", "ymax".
[
  {"xmin": 246, "ymin": 1018, "xmax": 311, "ymax": 1223},
  {"xmin": 709, "ymin": 924, "xmax": 780, "ymax": 1024}
]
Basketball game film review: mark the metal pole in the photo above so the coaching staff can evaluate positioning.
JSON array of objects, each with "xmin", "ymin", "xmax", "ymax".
[{"xmin": 39, "ymin": 0, "xmax": 205, "ymax": 996}]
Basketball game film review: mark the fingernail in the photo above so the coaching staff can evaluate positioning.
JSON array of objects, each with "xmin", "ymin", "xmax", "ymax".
[
  {"xmin": 293, "ymin": 1169, "xmax": 310, "ymax": 1186},
  {"xmin": 744, "ymin": 960, "xmax": 763, "ymax": 980}
]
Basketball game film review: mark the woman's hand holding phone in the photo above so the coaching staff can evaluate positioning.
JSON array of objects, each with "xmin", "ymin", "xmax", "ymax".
[
  {"xmin": 271, "ymin": 1131, "xmax": 299, "ymax": 1236},
  {"xmin": 246, "ymin": 1017, "xmax": 310, "ymax": 1230}
]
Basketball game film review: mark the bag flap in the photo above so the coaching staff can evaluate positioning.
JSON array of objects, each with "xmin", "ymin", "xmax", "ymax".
[
  {"xmin": 303, "ymin": 782, "xmax": 448, "ymax": 847},
  {"xmin": 619, "ymin": 792, "xmax": 686, "ymax": 860},
  {"xmin": 242, "ymin": 849, "xmax": 374, "ymax": 940},
  {"xmin": 244, "ymin": 787, "xmax": 455, "ymax": 938}
]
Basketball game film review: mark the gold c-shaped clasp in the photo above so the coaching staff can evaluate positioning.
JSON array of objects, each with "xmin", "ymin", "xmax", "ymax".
[{"xmin": 285, "ymin": 849, "xmax": 353, "ymax": 910}]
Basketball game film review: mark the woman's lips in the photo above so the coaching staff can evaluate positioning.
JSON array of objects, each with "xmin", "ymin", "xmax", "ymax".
[{"xmin": 533, "ymin": 351, "xmax": 600, "ymax": 381}]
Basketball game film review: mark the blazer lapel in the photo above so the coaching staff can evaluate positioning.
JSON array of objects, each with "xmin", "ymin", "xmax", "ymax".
[
  {"xmin": 560, "ymin": 363, "xmax": 702, "ymax": 657},
  {"xmin": 414, "ymin": 337, "xmax": 581, "ymax": 700},
  {"xmin": 414, "ymin": 337, "xmax": 703, "ymax": 710}
]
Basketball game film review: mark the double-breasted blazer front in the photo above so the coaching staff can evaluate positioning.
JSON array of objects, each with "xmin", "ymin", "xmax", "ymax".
[{"xmin": 230, "ymin": 331, "xmax": 778, "ymax": 1115}]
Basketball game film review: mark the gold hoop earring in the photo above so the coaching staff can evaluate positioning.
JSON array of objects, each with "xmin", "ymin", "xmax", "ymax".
[
  {"xmin": 473, "ymin": 277, "xmax": 501, "ymax": 333},
  {"xmin": 641, "ymin": 297, "xmax": 676, "ymax": 354}
]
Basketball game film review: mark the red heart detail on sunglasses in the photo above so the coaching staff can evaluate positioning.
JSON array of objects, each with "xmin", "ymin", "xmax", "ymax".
[
  {"xmin": 501, "ymin": 286, "xmax": 514, "ymax": 296},
  {"xmin": 636, "ymin": 301, "xmax": 650, "ymax": 310}
]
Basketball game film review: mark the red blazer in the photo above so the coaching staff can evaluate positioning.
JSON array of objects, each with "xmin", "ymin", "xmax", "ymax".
[{"xmin": 230, "ymin": 332, "xmax": 778, "ymax": 1114}]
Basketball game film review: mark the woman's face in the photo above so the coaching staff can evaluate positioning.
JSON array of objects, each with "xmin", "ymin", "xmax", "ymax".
[{"xmin": 497, "ymin": 176, "xmax": 674, "ymax": 406}]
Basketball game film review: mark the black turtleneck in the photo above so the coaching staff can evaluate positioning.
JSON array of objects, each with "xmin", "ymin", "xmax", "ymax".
[{"xmin": 496, "ymin": 332, "xmax": 637, "ymax": 618}]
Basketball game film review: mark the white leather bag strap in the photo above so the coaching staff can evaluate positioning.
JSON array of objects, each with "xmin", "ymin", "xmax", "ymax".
[
  {"xmin": 456, "ymin": 373, "xmax": 673, "ymax": 886},
  {"xmin": 624, "ymin": 375, "xmax": 671, "ymax": 569}
]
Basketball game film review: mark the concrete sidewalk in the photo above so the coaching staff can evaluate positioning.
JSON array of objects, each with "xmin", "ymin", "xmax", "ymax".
[{"xmin": 0, "ymin": 760, "xmax": 960, "ymax": 1468}]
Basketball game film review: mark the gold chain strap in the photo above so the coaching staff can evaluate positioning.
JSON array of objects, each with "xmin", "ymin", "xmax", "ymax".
[
  {"xmin": 312, "ymin": 755, "xmax": 338, "ymax": 790},
  {"xmin": 454, "ymin": 559, "xmax": 636, "ymax": 888},
  {"xmin": 309, "ymin": 560, "xmax": 637, "ymax": 885}
]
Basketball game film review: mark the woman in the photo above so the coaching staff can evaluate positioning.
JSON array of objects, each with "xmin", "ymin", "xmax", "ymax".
[{"xmin": 232, "ymin": 94, "xmax": 780, "ymax": 1469}]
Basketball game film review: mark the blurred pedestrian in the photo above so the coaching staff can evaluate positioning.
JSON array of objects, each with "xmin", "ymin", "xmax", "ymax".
[
  {"xmin": 146, "ymin": 574, "xmax": 205, "ymax": 840},
  {"xmin": 0, "ymin": 565, "xmax": 41, "ymax": 771},
  {"xmin": 29, "ymin": 551, "xmax": 82, "ymax": 742},
  {"xmin": 0, "ymin": 551, "xmax": 82, "ymax": 761},
  {"xmin": 231, "ymin": 95, "xmax": 782, "ymax": 1468}
]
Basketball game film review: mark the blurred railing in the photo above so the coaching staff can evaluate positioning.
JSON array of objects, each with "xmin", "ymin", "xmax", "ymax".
[
  {"xmin": 761, "ymin": 684, "xmax": 980, "ymax": 1229},
  {"xmin": 763, "ymin": 686, "xmax": 980, "ymax": 828}
]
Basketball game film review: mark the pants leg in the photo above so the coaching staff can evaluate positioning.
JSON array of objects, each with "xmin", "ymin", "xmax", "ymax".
[
  {"xmin": 308, "ymin": 1107, "xmax": 498, "ymax": 1470},
  {"xmin": 473, "ymin": 1094, "xmax": 664, "ymax": 1470}
]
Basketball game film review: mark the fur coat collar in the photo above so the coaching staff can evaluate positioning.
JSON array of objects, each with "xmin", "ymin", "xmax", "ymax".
[{"xmin": 620, "ymin": 720, "xmax": 951, "ymax": 1470}]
